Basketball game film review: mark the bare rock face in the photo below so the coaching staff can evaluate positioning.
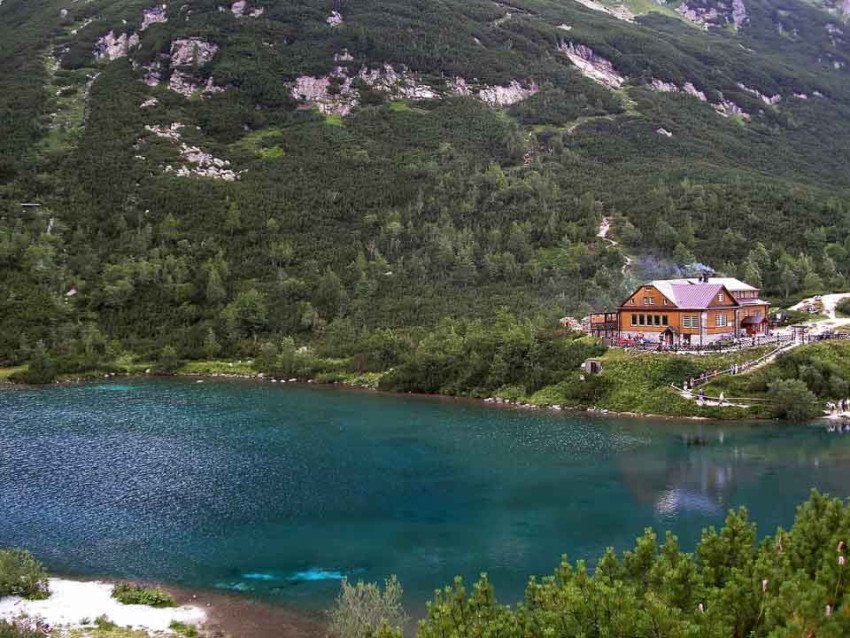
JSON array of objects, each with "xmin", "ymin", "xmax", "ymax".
[
  {"xmin": 141, "ymin": 5, "xmax": 168, "ymax": 30},
  {"xmin": 736, "ymin": 82, "xmax": 781, "ymax": 105},
  {"xmin": 656, "ymin": 128, "xmax": 673, "ymax": 137},
  {"xmin": 140, "ymin": 97, "xmax": 159, "ymax": 108},
  {"xmin": 95, "ymin": 31, "xmax": 140, "ymax": 60},
  {"xmin": 231, "ymin": 1, "xmax": 264, "ymax": 17},
  {"xmin": 560, "ymin": 42, "xmax": 624, "ymax": 89},
  {"xmin": 326, "ymin": 10, "xmax": 343, "ymax": 26},
  {"xmin": 476, "ymin": 80, "xmax": 539, "ymax": 106},
  {"xmin": 169, "ymin": 71, "xmax": 224, "ymax": 97},
  {"xmin": 572, "ymin": 0, "xmax": 634, "ymax": 22},
  {"xmin": 176, "ymin": 145, "xmax": 239, "ymax": 180},
  {"xmin": 170, "ymin": 38, "xmax": 219, "ymax": 67},
  {"xmin": 677, "ymin": 0, "xmax": 747, "ymax": 30},
  {"xmin": 713, "ymin": 97, "xmax": 749, "ymax": 119},
  {"xmin": 145, "ymin": 122, "xmax": 184, "ymax": 140}
]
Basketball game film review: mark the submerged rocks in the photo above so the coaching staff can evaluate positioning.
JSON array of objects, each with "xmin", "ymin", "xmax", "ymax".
[{"xmin": 560, "ymin": 42, "xmax": 624, "ymax": 89}]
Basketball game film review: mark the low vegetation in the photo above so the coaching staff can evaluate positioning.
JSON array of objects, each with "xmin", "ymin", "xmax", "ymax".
[
  {"xmin": 328, "ymin": 576, "xmax": 408, "ymax": 638},
  {"xmin": 339, "ymin": 491, "xmax": 850, "ymax": 637},
  {"xmin": 0, "ymin": 549, "xmax": 49, "ymax": 600},
  {"xmin": 707, "ymin": 340, "xmax": 850, "ymax": 419},
  {"xmin": 110, "ymin": 583, "xmax": 176, "ymax": 608},
  {"xmin": 0, "ymin": 622, "xmax": 41, "ymax": 638}
]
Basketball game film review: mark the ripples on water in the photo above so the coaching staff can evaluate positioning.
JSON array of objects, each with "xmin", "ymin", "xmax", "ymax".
[{"xmin": 1, "ymin": 379, "xmax": 849, "ymax": 608}]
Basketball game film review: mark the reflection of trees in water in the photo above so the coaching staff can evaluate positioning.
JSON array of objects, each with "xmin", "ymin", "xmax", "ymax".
[
  {"xmin": 618, "ymin": 425, "xmax": 850, "ymax": 519},
  {"xmin": 617, "ymin": 427, "xmax": 747, "ymax": 517}
]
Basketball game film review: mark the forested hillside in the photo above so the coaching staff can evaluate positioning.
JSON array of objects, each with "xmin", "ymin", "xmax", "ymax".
[{"xmin": 1, "ymin": 0, "xmax": 849, "ymax": 371}]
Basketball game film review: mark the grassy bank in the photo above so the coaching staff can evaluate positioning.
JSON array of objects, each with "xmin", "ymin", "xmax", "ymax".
[{"xmin": 4, "ymin": 345, "xmax": 786, "ymax": 420}]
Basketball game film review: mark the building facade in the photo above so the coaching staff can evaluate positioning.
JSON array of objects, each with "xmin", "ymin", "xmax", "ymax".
[{"xmin": 592, "ymin": 276, "xmax": 770, "ymax": 346}]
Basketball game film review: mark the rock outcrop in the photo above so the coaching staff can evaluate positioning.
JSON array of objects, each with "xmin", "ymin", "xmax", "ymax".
[
  {"xmin": 326, "ymin": 10, "xmax": 343, "ymax": 26},
  {"xmin": 291, "ymin": 65, "xmax": 538, "ymax": 115},
  {"xmin": 677, "ymin": 0, "xmax": 747, "ymax": 30},
  {"xmin": 476, "ymin": 80, "xmax": 539, "ymax": 106},
  {"xmin": 231, "ymin": 1, "xmax": 264, "ymax": 18},
  {"xmin": 95, "ymin": 31, "xmax": 140, "ymax": 60},
  {"xmin": 141, "ymin": 5, "xmax": 167, "ymax": 30},
  {"xmin": 560, "ymin": 42, "xmax": 624, "ymax": 89},
  {"xmin": 170, "ymin": 38, "xmax": 219, "ymax": 67},
  {"xmin": 572, "ymin": 0, "xmax": 634, "ymax": 22},
  {"xmin": 736, "ymin": 83, "xmax": 781, "ymax": 105}
]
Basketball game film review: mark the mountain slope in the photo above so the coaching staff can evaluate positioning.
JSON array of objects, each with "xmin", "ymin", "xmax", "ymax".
[{"xmin": 0, "ymin": 0, "xmax": 849, "ymax": 364}]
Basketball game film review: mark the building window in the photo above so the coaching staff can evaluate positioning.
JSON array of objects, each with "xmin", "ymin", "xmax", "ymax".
[
  {"xmin": 631, "ymin": 314, "xmax": 637, "ymax": 326},
  {"xmin": 716, "ymin": 314, "xmax": 728, "ymax": 327},
  {"xmin": 639, "ymin": 314, "xmax": 646, "ymax": 326},
  {"xmin": 654, "ymin": 315, "xmax": 661, "ymax": 326},
  {"xmin": 683, "ymin": 315, "xmax": 699, "ymax": 328},
  {"xmin": 717, "ymin": 293, "xmax": 724, "ymax": 303},
  {"xmin": 661, "ymin": 315, "xmax": 669, "ymax": 326},
  {"xmin": 662, "ymin": 298, "xmax": 668, "ymax": 305},
  {"xmin": 648, "ymin": 297, "xmax": 654, "ymax": 305}
]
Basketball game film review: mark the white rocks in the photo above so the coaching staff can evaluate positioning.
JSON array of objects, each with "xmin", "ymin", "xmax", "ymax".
[
  {"xmin": 140, "ymin": 97, "xmax": 159, "ymax": 108},
  {"xmin": 170, "ymin": 38, "xmax": 219, "ymax": 67},
  {"xmin": 143, "ymin": 60, "xmax": 163, "ymax": 86},
  {"xmin": 794, "ymin": 92, "xmax": 809, "ymax": 100},
  {"xmin": 231, "ymin": 1, "xmax": 264, "ymax": 17},
  {"xmin": 713, "ymin": 98, "xmax": 749, "ymax": 119},
  {"xmin": 572, "ymin": 0, "xmax": 634, "ymax": 22},
  {"xmin": 557, "ymin": 23, "xmax": 573, "ymax": 31},
  {"xmin": 560, "ymin": 42, "xmax": 624, "ymax": 89},
  {"xmin": 736, "ymin": 82, "xmax": 781, "ymax": 105},
  {"xmin": 731, "ymin": 0, "xmax": 748, "ymax": 29},
  {"xmin": 677, "ymin": 0, "xmax": 747, "ymax": 30},
  {"xmin": 358, "ymin": 64, "xmax": 438, "ymax": 100},
  {"xmin": 476, "ymin": 80, "xmax": 539, "ymax": 106},
  {"xmin": 169, "ymin": 71, "xmax": 224, "ymax": 97},
  {"xmin": 144, "ymin": 122, "xmax": 184, "ymax": 141},
  {"xmin": 683, "ymin": 82, "xmax": 707, "ymax": 101},
  {"xmin": 95, "ymin": 31, "xmax": 140, "ymax": 61},
  {"xmin": 333, "ymin": 49, "xmax": 354, "ymax": 62},
  {"xmin": 326, "ymin": 10, "xmax": 343, "ymax": 26},
  {"xmin": 648, "ymin": 78, "xmax": 706, "ymax": 101},
  {"xmin": 656, "ymin": 127, "xmax": 673, "ymax": 137},
  {"xmin": 141, "ymin": 5, "xmax": 167, "ymax": 30}
]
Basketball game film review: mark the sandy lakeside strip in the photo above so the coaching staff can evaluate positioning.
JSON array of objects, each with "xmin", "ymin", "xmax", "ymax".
[{"xmin": 0, "ymin": 577, "xmax": 326, "ymax": 637}]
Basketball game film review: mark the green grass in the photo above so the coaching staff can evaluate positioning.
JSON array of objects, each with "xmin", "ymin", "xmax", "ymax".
[
  {"xmin": 177, "ymin": 359, "xmax": 257, "ymax": 375},
  {"xmin": 111, "ymin": 583, "xmax": 176, "ymax": 608},
  {"xmin": 0, "ymin": 367, "xmax": 24, "ymax": 380},
  {"xmin": 231, "ymin": 127, "xmax": 285, "ymax": 159},
  {"xmin": 324, "ymin": 113, "xmax": 344, "ymax": 126}
]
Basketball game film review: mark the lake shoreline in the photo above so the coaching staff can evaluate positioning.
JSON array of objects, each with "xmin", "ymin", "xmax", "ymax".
[
  {"xmin": 7, "ymin": 572, "xmax": 328, "ymax": 638},
  {"xmin": 0, "ymin": 369, "xmax": 746, "ymax": 424}
]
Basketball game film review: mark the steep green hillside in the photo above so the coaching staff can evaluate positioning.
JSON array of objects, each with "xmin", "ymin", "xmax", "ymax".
[{"xmin": 1, "ymin": 0, "xmax": 849, "ymax": 368}]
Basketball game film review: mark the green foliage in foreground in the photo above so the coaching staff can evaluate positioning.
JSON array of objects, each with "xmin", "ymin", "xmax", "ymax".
[
  {"xmin": 0, "ymin": 622, "xmax": 40, "ymax": 638},
  {"xmin": 768, "ymin": 379, "xmax": 822, "ymax": 422},
  {"xmin": 0, "ymin": 549, "xmax": 49, "ymax": 600},
  {"xmin": 353, "ymin": 492, "xmax": 850, "ymax": 637},
  {"xmin": 329, "ymin": 576, "xmax": 408, "ymax": 638},
  {"xmin": 110, "ymin": 582, "xmax": 176, "ymax": 608}
]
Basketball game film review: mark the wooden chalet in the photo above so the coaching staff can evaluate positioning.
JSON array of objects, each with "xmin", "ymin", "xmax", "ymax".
[{"xmin": 590, "ymin": 275, "xmax": 770, "ymax": 346}]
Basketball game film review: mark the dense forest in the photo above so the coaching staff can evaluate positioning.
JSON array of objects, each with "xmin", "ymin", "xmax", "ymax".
[{"xmin": 1, "ymin": 0, "xmax": 849, "ymax": 376}]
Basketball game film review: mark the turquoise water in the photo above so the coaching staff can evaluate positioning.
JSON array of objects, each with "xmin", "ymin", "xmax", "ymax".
[{"xmin": 1, "ymin": 379, "xmax": 849, "ymax": 610}]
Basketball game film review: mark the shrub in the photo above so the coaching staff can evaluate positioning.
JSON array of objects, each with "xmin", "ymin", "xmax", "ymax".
[
  {"xmin": 328, "ymin": 575, "xmax": 407, "ymax": 638},
  {"xmin": 0, "ymin": 621, "xmax": 41, "ymax": 638},
  {"xmin": 10, "ymin": 342, "xmax": 56, "ymax": 385},
  {"xmin": 0, "ymin": 549, "xmax": 49, "ymax": 599},
  {"xmin": 154, "ymin": 346, "xmax": 181, "ymax": 375},
  {"xmin": 169, "ymin": 621, "xmax": 198, "ymax": 637},
  {"xmin": 416, "ymin": 492, "xmax": 850, "ymax": 637},
  {"xmin": 837, "ymin": 297, "xmax": 850, "ymax": 318},
  {"xmin": 111, "ymin": 583, "xmax": 176, "ymax": 608},
  {"xmin": 767, "ymin": 378, "xmax": 822, "ymax": 421}
]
